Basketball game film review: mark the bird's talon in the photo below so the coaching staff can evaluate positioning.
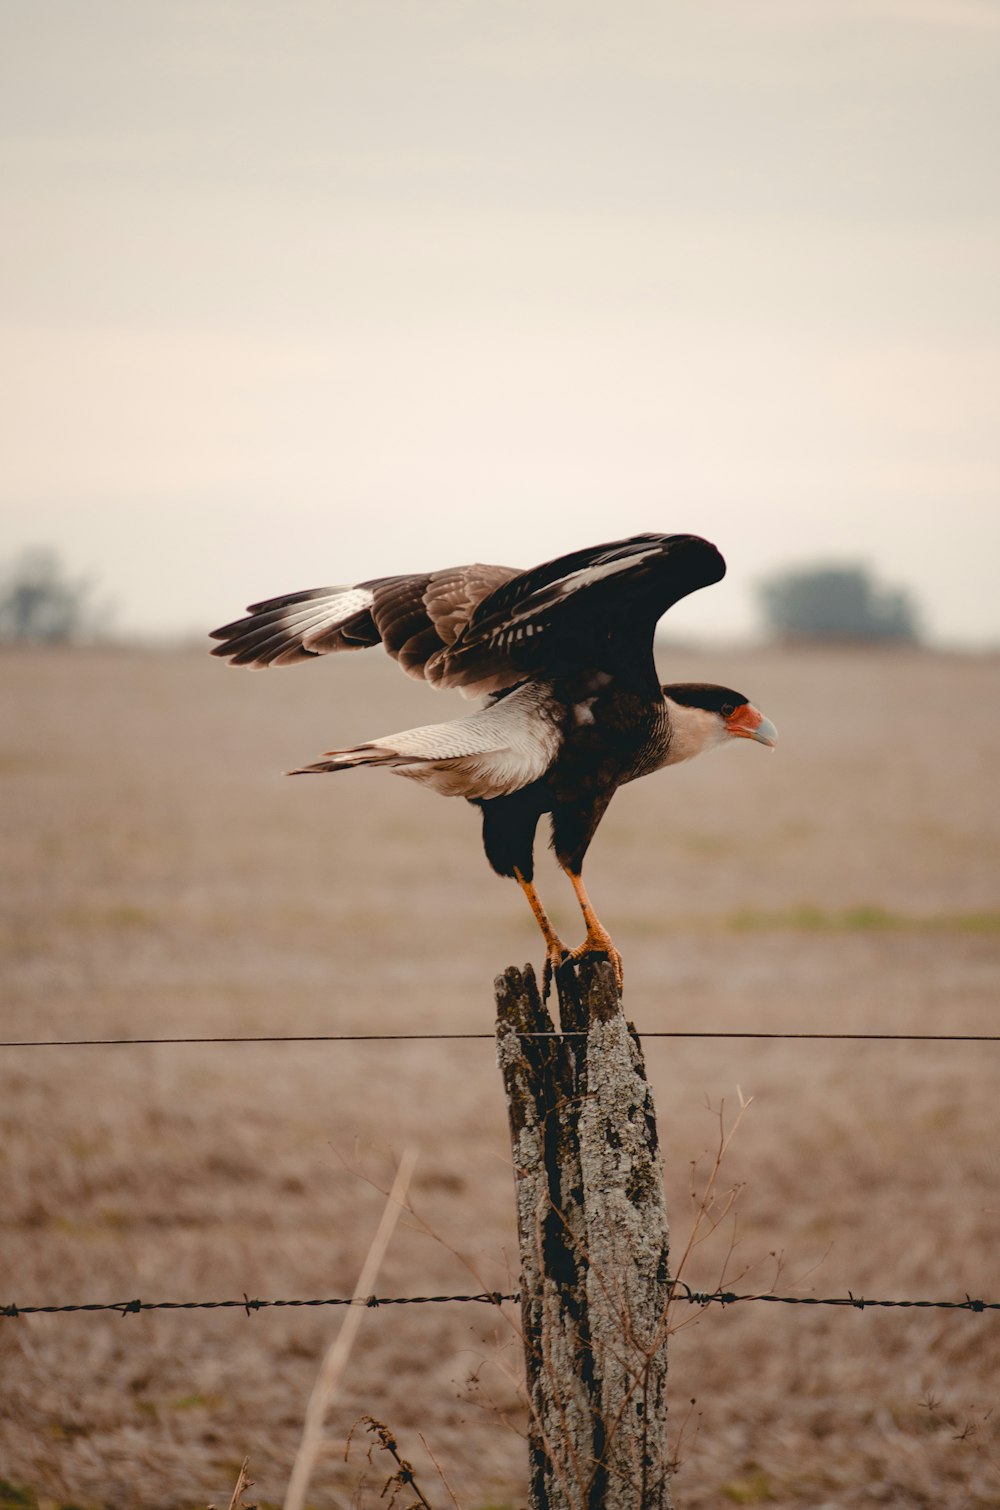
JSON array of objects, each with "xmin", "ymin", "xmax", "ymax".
[
  {"xmin": 542, "ymin": 947, "xmax": 571, "ymax": 1000},
  {"xmin": 568, "ymin": 942, "xmax": 624, "ymax": 994}
]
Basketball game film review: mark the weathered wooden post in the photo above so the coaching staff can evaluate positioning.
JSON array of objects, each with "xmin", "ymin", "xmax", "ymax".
[{"xmin": 495, "ymin": 958, "xmax": 674, "ymax": 1510}]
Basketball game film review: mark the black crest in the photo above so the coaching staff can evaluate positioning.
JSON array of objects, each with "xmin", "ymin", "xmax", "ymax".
[{"xmin": 662, "ymin": 681, "xmax": 749, "ymax": 716}]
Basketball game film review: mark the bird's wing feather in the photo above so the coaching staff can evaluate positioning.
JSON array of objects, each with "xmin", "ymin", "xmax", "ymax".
[
  {"xmin": 427, "ymin": 532, "xmax": 725, "ymax": 693},
  {"xmin": 209, "ymin": 564, "xmax": 518, "ymax": 686},
  {"xmin": 210, "ymin": 534, "xmax": 724, "ymax": 695},
  {"xmin": 211, "ymin": 587, "xmax": 382, "ymax": 667}
]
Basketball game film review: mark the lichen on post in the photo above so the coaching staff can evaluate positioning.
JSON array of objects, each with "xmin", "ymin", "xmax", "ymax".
[{"xmin": 495, "ymin": 958, "xmax": 674, "ymax": 1510}]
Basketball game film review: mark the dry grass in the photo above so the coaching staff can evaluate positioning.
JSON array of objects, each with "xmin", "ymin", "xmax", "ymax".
[{"xmin": 1, "ymin": 642, "xmax": 999, "ymax": 1509}]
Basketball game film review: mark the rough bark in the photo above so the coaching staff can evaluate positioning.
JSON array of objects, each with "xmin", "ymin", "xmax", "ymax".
[{"xmin": 495, "ymin": 958, "xmax": 674, "ymax": 1510}]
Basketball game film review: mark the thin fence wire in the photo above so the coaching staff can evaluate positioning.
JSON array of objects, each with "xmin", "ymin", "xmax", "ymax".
[
  {"xmin": 3, "ymin": 1284, "xmax": 997, "ymax": 1321},
  {"xmin": 3, "ymin": 1030, "xmax": 1000, "ymax": 1048}
]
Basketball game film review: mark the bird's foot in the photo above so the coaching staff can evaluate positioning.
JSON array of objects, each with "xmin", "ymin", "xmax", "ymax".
[
  {"xmin": 542, "ymin": 944, "xmax": 572, "ymax": 1002},
  {"xmin": 569, "ymin": 930, "xmax": 624, "ymax": 993}
]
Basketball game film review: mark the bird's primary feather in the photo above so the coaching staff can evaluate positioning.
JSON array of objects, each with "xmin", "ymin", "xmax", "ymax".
[{"xmin": 210, "ymin": 565, "xmax": 518, "ymax": 689}]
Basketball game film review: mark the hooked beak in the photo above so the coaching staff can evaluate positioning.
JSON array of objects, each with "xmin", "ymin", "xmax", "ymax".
[{"xmin": 726, "ymin": 704, "xmax": 778, "ymax": 748}]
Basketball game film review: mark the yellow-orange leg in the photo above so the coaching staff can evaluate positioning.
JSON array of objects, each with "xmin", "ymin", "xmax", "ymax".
[
  {"xmin": 514, "ymin": 868, "xmax": 569, "ymax": 987},
  {"xmin": 565, "ymin": 869, "xmax": 624, "ymax": 990}
]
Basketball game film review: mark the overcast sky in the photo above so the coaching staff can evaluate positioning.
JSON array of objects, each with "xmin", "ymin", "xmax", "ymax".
[{"xmin": 2, "ymin": 0, "xmax": 998, "ymax": 644}]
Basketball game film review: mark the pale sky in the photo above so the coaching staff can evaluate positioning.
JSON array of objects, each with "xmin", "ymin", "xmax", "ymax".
[{"xmin": 1, "ymin": 0, "xmax": 998, "ymax": 644}]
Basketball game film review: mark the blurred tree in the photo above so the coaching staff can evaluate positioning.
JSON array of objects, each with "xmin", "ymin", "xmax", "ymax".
[
  {"xmin": 0, "ymin": 548, "xmax": 107, "ymax": 644},
  {"xmin": 758, "ymin": 563, "xmax": 920, "ymax": 644}
]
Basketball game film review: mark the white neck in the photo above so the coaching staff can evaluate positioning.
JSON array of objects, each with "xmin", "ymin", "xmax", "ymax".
[{"xmin": 661, "ymin": 696, "xmax": 727, "ymax": 766}]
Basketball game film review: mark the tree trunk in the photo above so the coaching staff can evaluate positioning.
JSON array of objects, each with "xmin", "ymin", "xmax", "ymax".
[{"xmin": 495, "ymin": 958, "xmax": 674, "ymax": 1510}]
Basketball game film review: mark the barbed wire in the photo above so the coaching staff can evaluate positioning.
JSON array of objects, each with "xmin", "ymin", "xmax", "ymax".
[
  {"xmin": 3, "ymin": 1284, "xmax": 997, "ymax": 1321},
  {"xmin": 3, "ymin": 1030, "xmax": 999, "ymax": 1049},
  {"xmin": 1, "ymin": 1293, "xmax": 516, "ymax": 1318},
  {"xmin": 668, "ymin": 1284, "xmax": 999, "ymax": 1313}
]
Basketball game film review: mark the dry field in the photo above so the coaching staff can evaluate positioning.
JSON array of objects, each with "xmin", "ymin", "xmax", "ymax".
[{"xmin": 1, "ymin": 641, "xmax": 999, "ymax": 1510}]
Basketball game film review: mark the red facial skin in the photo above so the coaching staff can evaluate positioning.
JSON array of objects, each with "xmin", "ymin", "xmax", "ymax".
[{"xmin": 725, "ymin": 703, "xmax": 778, "ymax": 746}]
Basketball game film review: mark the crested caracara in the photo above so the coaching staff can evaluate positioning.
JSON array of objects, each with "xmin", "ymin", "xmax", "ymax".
[{"xmin": 211, "ymin": 532, "xmax": 777, "ymax": 987}]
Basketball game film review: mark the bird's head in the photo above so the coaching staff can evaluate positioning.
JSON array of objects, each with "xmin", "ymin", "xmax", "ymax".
[{"xmin": 660, "ymin": 682, "xmax": 778, "ymax": 765}]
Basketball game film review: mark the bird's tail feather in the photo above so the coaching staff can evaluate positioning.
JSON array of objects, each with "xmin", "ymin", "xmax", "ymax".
[
  {"xmin": 286, "ymin": 687, "xmax": 558, "ymax": 798},
  {"xmin": 287, "ymin": 745, "xmax": 424, "ymax": 776}
]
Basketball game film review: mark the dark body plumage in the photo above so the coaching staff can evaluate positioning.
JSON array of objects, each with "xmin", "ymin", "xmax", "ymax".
[
  {"xmin": 211, "ymin": 533, "xmax": 776, "ymax": 983},
  {"xmin": 478, "ymin": 675, "xmax": 666, "ymax": 878}
]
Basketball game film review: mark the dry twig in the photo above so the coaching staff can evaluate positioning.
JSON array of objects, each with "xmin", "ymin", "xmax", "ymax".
[
  {"xmin": 347, "ymin": 1415, "xmax": 437, "ymax": 1509},
  {"xmin": 283, "ymin": 1147, "xmax": 418, "ymax": 1510},
  {"xmin": 228, "ymin": 1457, "xmax": 255, "ymax": 1510},
  {"xmin": 206, "ymin": 1456, "xmax": 255, "ymax": 1510}
]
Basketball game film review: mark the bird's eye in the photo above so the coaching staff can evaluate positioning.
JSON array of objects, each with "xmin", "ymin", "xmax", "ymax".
[{"xmin": 721, "ymin": 702, "xmax": 736, "ymax": 718}]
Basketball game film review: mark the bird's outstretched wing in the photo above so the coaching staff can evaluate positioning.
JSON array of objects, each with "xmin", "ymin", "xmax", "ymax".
[
  {"xmin": 430, "ymin": 533, "xmax": 725, "ymax": 694},
  {"xmin": 210, "ymin": 532, "xmax": 724, "ymax": 698},
  {"xmin": 209, "ymin": 564, "xmax": 519, "ymax": 683}
]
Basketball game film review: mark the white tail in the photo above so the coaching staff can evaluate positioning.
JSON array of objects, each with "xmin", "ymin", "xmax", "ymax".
[{"xmin": 287, "ymin": 684, "xmax": 561, "ymax": 801}]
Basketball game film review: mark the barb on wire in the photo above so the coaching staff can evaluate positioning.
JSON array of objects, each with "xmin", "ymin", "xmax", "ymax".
[{"xmin": 3, "ymin": 1285, "xmax": 997, "ymax": 1321}]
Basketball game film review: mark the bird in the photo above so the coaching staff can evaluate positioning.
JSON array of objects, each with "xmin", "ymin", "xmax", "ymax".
[{"xmin": 210, "ymin": 531, "xmax": 777, "ymax": 989}]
